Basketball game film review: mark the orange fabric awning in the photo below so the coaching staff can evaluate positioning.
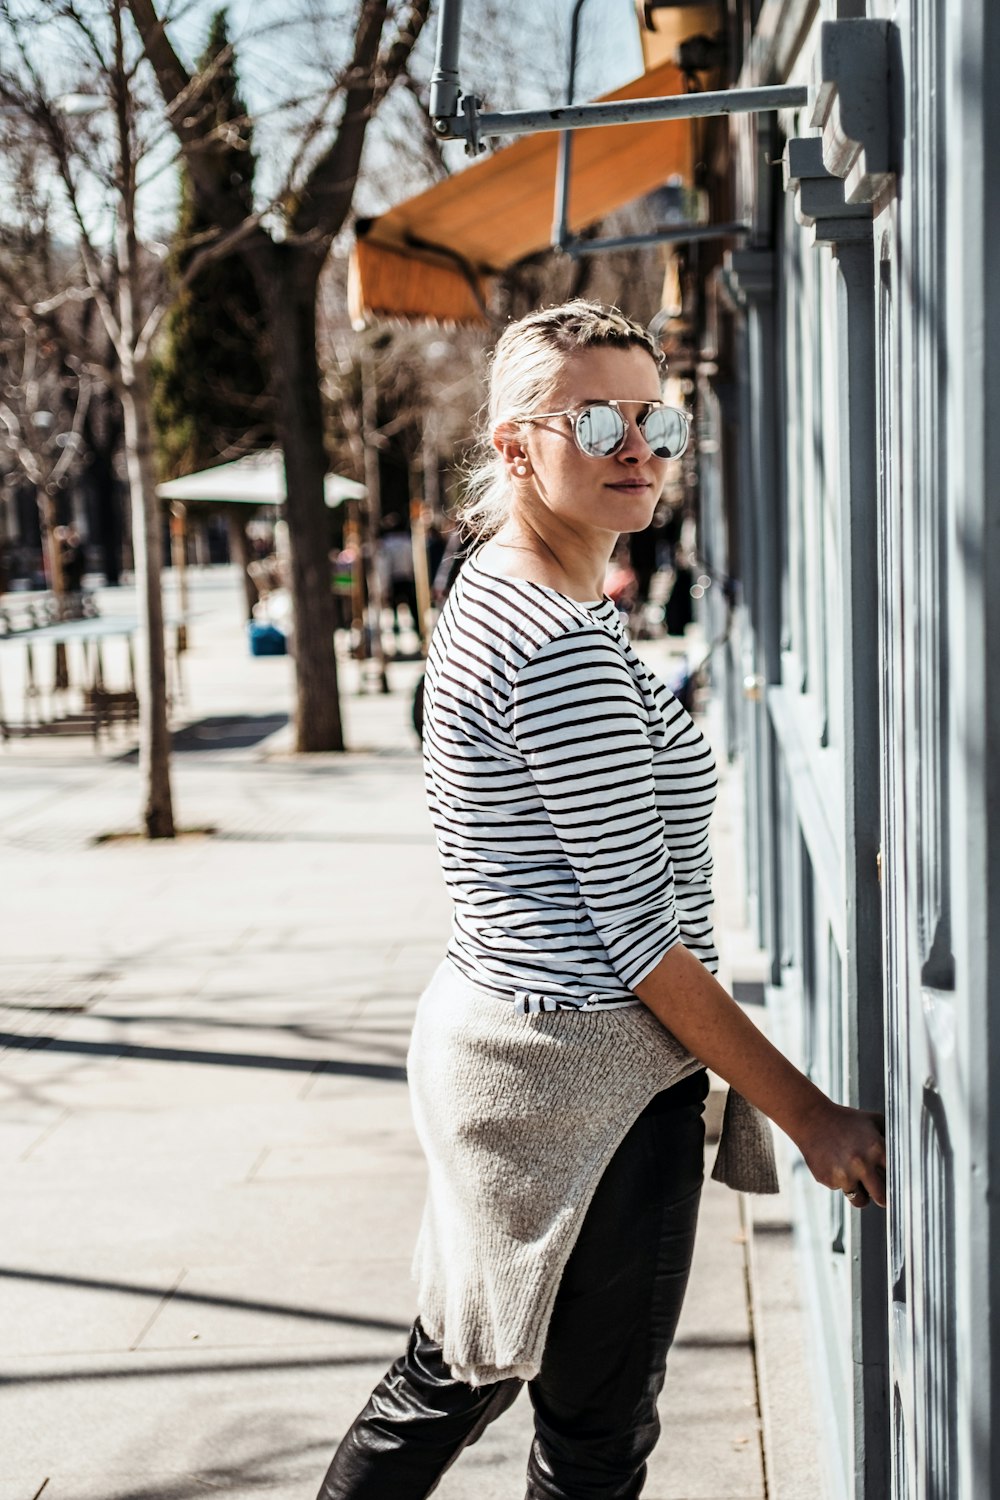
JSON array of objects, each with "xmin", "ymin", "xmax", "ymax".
[{"xmin": 350, "ymin": 59, "xmax": 694, "ymax": 326}]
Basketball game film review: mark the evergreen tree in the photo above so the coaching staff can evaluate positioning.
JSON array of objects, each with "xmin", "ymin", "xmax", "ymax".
[{"xmin": 152, "ymin": 9, "xmax": 273, "ymax": 480}]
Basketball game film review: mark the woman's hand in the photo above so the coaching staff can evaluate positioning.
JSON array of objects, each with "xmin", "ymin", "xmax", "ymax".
[
  {"xmin": 793, "ymin": 1101, "xmax": 887, "ymax": 1208},
  {"xmin": 635, "ymin": 944, "xmax": 889, "ymax": 1209}
]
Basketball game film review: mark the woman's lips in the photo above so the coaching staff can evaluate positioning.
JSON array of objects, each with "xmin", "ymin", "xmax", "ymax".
[{"xmin": 605, "ymin": 481, "xmax": 651, "ymax": 491}]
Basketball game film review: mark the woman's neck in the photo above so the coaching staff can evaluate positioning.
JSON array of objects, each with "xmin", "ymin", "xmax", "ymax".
[{"xmin": 484, "ymin": 517, "xmax": 613, "ymax": 602}]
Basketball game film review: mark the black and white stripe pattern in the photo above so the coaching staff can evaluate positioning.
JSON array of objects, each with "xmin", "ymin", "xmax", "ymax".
[{"xmin": 422, "ymin": 554, "xmax": 718, "ymax": 1011}]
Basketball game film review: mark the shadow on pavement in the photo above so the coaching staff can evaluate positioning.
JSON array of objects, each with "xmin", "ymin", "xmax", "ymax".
[
  {"xmin": 116, "ymin": 715, "xmax": 289, "ymax": 760},
  {"xmin": 0, "ymin": 1033, "xmax": 407, "ymax": 1081},
  {"xmin": 4, "ymin": 1350, "xmax": 400, "ymax": 1393},
  {"xmin": 0, "ymin": 1265, "xmax": 410, "ymax": 1335},
  {"xmin": 210, "ymin": 829, "xmax": 434, "ymax": 845}
]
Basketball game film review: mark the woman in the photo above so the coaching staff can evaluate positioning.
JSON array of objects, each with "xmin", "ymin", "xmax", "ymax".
[{"xmin": 317, "ymin": 301, "xmax": 886, "ymax": 1500}]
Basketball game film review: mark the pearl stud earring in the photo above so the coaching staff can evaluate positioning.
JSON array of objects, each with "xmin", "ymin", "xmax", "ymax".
[{"xmin": 514, "ymin": 462, "xmax": 529, "ymax": 477}]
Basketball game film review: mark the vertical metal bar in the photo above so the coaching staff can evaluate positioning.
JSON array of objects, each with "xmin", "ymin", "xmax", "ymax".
[
  {"xmin": 732, "ymin": 316, "xmax": 762, "ymax": 939},
  {"xmin": 830, "ymin": 230, "xmax": 889, "ymax": 1500},
  {"xmin": 937, "ymin": 15, "xmax": 1000, "ymax": 1499},
  {"xmin": 552, "ymin": 134, "xmax": 575, "ymax": 250},
  {"xmin": 747, "ymin": 285, "xmax": 784, "ymax": 987},
  {"xmin": 726, "ymin": 248, "xmax": 783, "ymax": 968},
  {"xmin": 552, "ymin": 0, "xmax": 591, "ymax": 251},
  {"xmin": 429, "ymin": 0, "xmax": 465, "ymax": 123}
]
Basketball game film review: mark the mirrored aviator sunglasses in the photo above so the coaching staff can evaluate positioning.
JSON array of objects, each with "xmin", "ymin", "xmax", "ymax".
[{"xmin": 574, "ymin": 401, "xmax": 690, "ymax": 461}]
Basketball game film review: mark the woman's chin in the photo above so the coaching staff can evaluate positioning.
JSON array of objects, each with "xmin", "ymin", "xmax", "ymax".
[{"xmin": 603, "ymin": 499, "xmax": 660, "ymax": 533}]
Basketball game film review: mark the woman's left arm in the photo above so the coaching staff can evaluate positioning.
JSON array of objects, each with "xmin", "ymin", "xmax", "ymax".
[{"xmin": 634, "ymin": 941, "xmax": 887, "ymax": 1206}]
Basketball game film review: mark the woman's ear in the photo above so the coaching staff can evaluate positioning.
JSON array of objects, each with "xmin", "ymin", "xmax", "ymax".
[{"xmin": 493, "ymin": 422, "xmax": 532, "ymax": 476}]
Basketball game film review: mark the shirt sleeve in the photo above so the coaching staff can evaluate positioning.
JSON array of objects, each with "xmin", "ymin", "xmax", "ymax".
[{"xmin": 508, "ymin": 625, "xmax": 681, "ymax": 990}]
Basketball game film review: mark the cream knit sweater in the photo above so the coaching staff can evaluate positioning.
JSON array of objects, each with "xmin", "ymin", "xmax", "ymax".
[{"xmin": 407, "ymin": 960, "xmax": 778, "ymax": 1386}]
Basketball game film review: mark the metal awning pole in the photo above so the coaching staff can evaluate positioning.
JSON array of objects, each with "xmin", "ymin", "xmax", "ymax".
[
  {"xmin": 428, "ymin": 0, "xmax": 465, "ymax": 124},
  {"xmin": 552, "ymin": 0, "xmax": 592, "ymax": 251},
  {"xmin": 434, "ymin": 83, "xmax": 809, "ymax": 148},
  {"xmin": 567, "ymin": 221, "xmax": 750, "ymax": 256}
]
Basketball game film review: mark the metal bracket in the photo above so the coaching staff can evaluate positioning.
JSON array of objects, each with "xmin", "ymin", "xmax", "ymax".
[
  {"xmin": 809, "ymin": 19, "xmax": 895, "ymax": 207},
  {"xmin": 457, "ymin": 93, "xmax": 483, "ymax": 158}
]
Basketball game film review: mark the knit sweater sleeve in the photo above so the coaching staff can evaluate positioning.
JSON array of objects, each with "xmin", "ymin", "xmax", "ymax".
[{"xmin": 508, "ymin": 624, "xmax": 681, "ymax": 990}]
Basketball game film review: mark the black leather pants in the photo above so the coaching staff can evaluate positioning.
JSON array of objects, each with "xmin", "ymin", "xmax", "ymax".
[{"xmin": 317, "ymin": 1069, "xmax": 708, "ymax": 1500}]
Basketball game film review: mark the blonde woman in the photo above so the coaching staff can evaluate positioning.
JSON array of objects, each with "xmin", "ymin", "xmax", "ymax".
[{"xmin": 316, "ymin": 301, "xmax": 885, "ymax": 1500}]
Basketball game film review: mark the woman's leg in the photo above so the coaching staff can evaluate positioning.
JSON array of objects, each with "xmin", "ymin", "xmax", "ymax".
[
  {"xmin": 525, "ymin": 1071, "xmax": 709, "ymax": 1500},
  {"xmin": 316, "ymin": 1317, "xmax": 522, "ymax": 1500}
]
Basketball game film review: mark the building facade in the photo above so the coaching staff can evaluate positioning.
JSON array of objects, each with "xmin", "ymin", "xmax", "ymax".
[
  {"xmin": 352, "ymin": 1, "xmax": 998, "ymax": 1488},
  {"xmin": 693, "ymin": 2, "xmax": 1000, "ymax": 1496}
]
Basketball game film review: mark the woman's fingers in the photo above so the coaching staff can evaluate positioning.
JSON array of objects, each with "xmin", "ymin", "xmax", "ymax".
[
  {"xmin": 860, "ymin": 1154, "xmax": 888, "ymax": 1208},
  {"xmin": 845, "ymin": 1125, "xmax": 888, "ymax": 1207},
  {"xmin": 851, "ymin": 1166, "xmax": 886, "ymax": 1209},
  {"xmin": 807, "ymin": 1107, "xmax": 888, "ymax": 1207}
]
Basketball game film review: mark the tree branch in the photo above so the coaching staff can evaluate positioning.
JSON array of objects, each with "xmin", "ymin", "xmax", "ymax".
[
  {"xmin": 375, "ymin": 0, "xmax": 433, "ymax": 98},
  {"xmin": 125, "ymin": 0, "xmax": 246, "ymax": 231},
  {"xmin": 0, "ymin": 401, "xmax": 43, "ymax": 486},
  {"xmin": 0, "ymin": 34, "xmax": 124, "ymax": 352},
  {"xmin": 289, "ymin": 0, "xmax": 389, "ymax": 243},
  {"xmin": 134, "ymin": 212, "xmax": 269, "ymax": 363},
  {"xmin": 48, "ymin": 374, "xmax": 93, "ymax": 488},
  {"xmin": 291, "ymin": 0, "xmax": 432, "ymax": 243}
]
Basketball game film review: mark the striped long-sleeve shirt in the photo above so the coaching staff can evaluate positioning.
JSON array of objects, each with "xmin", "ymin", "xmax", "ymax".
[{"xmin": 422, "ymin": 554, "xmax": 718, "ymax": 1012}]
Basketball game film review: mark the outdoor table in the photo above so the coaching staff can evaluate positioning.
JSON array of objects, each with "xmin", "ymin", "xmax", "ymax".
[{"xmin": 0, "ymin": 615, "xmax": 187, "ymax": 744}]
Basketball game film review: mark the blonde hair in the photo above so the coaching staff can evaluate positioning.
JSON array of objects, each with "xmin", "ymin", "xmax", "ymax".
[{"xmin": 456, "ymin": 300, "xmax": 663, "ymax": 542}]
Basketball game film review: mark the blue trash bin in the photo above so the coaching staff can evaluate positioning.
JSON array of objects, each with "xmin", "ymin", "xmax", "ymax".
[{"xmin": 248, "ymin": 621, "xmax": 287, "ymax": 656}]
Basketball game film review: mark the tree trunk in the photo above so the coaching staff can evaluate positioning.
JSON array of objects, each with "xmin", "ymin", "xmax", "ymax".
[
  {"xmin": 227, "ymin": 505, "xmax": 259, "ymax": 621},
  {"xmin": 121, "ymin": 361, "xmax": 176, "ymax": 838},
  {"xmin": 251, "ymin": 244, "xmax": 343, "ymax": 752},
  {"xmin": 38, "ymin": 489, "xmax": 66, "ymax": 602}
]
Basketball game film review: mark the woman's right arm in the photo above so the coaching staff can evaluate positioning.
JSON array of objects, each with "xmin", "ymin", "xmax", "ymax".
[
  {"xmin": 634, "ymin": 941, "xmax": 887, "ymax": 1206},
  {"xmin": 508, "ymin": 625, "xmax": 885, "ymax": 1207}
]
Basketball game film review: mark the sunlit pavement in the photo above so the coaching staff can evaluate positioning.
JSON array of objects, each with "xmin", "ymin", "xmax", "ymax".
[{"xmin": 0, "ymin": 567, "xmax": 823, "ymax": 1500}]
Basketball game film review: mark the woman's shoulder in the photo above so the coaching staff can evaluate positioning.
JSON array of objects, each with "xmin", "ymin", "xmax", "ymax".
[{"xmin": 451, "ymin": 556, "xmax": 620, "ymax": 674}]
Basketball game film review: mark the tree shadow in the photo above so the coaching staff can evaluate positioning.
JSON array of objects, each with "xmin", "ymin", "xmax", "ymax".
[{"xmin": 115, "ymin": 715, "xmax": 289, "ymax": 760}]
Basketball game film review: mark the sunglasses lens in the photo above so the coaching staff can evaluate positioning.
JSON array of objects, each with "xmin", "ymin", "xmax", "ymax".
[
  {"xmin": 642, "ymin": 406, "xmax": 689, "ymax": 459},
  {"xmin": 576, "ymin": 404, "xmax": 626, "ymax": 457}
]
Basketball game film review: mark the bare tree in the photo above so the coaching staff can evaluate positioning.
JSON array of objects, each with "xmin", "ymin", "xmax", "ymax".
[
  {"xmin": 127, "ymin": 0, "xmax": 432, "ymax": 752},
  {"xmin": 0, "ymin": 313, "xmax": 91, "ymax": 602},
  {"xmin": 0, "ymin": 0, "xmax": 257, "ymax": 835}
]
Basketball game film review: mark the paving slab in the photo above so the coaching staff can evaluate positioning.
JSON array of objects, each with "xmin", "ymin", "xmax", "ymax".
[{"xmin": 0, "ymin": 1348, "xmax": 397, "ymax": 1499}]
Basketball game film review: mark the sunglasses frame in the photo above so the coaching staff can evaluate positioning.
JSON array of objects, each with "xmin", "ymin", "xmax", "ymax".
[{"xmin": 518, "ymin": 399, "xmax": 691, "ymax": 461}]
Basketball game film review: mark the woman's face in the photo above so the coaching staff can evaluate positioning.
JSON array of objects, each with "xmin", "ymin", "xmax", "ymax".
[{"xmin": 503, "ymin": 343, "xmax": 672, "ymax": 537}]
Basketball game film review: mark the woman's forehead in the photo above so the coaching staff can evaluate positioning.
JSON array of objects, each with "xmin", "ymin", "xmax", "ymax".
[{"xmin": 547, "ymin": 344, "xmax": 662, "ymax": 404}]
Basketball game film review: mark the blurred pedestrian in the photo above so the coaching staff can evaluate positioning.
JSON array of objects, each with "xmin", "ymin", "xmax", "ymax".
[
  {"xmin": 378, "ymin": 514, "xmax": 419, "ymax": 638},
  {"xmin": 424, "ymin": 518, "xmax": 447, "ymax": 588},
  {"xmin": 316, "ymin": 301, "xmax": 886, "ymax": 1500},
  {"xmin": 662, "ymin": 509, "xmax": 694, "ymax": 637},
  {"xmin": 56, "ymin": 526, "xmax": 85, "ymax": 594}
]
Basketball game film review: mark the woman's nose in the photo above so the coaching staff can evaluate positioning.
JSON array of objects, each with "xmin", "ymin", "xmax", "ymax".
[{"xmin": 615, "ymin": 417, "xmax": 651, "ymax": 464}]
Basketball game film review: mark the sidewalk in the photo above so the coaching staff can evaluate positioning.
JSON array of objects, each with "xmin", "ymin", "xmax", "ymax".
[{"xmin": 0, "ymin": 568, "xmax": 823, "ymax": 1500}]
